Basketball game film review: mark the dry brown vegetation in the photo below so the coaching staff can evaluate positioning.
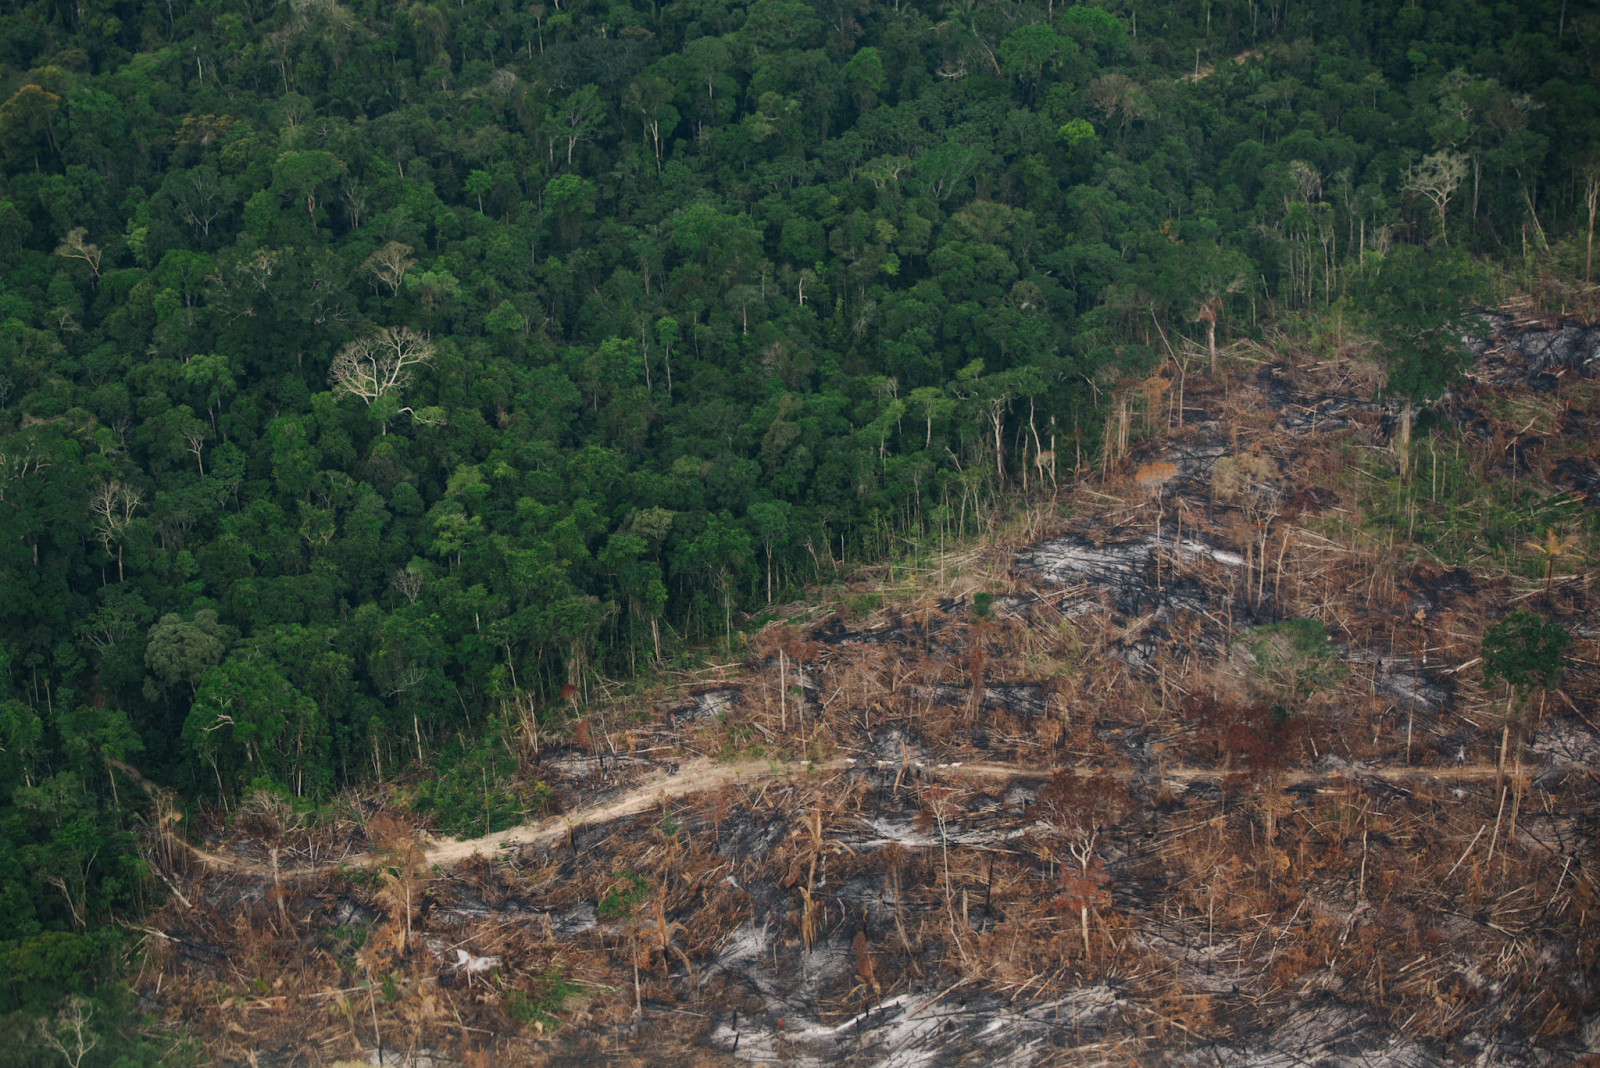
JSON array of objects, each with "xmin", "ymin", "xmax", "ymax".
[{"xmin": 132, "ymin": 317, "xmax": 1599, "ymax": 1066}]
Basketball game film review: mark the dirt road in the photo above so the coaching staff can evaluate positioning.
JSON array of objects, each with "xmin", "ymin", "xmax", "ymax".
[{"xmin": 175, "ymin": 755, "xmax": 1566, "ymax": 878}]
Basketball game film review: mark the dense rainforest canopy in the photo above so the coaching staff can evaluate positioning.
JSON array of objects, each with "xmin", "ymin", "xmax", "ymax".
[{"xmin": 0, "ymin": 0, "xmax": 1596, "ymax": 1038}]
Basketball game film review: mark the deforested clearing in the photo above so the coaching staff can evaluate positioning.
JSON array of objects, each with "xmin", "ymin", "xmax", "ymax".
[{"xmin": 137, "ymin": 323, "xmax": 1599, "ymax": 1066}]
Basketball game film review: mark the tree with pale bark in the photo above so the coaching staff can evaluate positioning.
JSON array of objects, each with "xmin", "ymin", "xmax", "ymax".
[
  {"xmin": 327, "ymin": 326, "xmax": 436, "ymax": 431},
  {"xmin": 89, "ymin": 479, "xmax": 142, "ymax": 581},
  {"xmin": 1404, "ymin": 150, "xmax": 1468, "ymax": 246},
  {"xmin": 54, "ymin": 228, "xmax": 101, "ymax": 280},
  {"xmin": 362, "ymin": 241, "xmax": 416, "ymax": 295}
]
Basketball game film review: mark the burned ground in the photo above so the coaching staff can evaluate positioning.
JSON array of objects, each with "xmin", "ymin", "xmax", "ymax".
[{"xmin": 133, "ymin": 321, "xmax": 1600, "ymax": 1067}]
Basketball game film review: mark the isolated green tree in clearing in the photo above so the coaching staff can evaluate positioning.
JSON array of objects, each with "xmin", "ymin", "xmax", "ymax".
[
  {"xmin": 1480, "ymin": 609, "xmax": 1568, "ymax": 780},
  {"xmin": 1482, "ymin": 609, "xmax": 1567, "ymax": 697},
  {"xmin": 1349, "ymin": 245, "xmax": 1486, "ymax": 473}
]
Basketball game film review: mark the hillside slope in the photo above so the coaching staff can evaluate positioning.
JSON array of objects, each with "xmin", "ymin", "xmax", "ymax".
[{"xmin": 139, "ymin": 317, "xmax": 1599, "ymax": 1066}]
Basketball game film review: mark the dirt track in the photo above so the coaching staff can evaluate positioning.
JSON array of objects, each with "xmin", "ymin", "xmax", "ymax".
[{"xmin": 180, "ymin": 754, "xmax": 1564, "ymax": 877}]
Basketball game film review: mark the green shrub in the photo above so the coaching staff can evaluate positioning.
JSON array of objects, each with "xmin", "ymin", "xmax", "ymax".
[
  {"xmin": 1482, "ymin": 609, "xmax": 1569, "ymax": 696},
  {"xmin": 598, "ymin": 873, "xmax": 650, "ymax": 920},
  {"xmin": 408, "ymin": 733, "xmax": 548, "ymax": 838},
  {"xmin": 506, "ymin": 966, "xmax": 581, "ymax": 1030},
  {"xmin": 1236, "ymin": 619, "xmax": 1346, "ymax": 709},
  {"xmin": 1345, "ymin": 441, "xmax": 1587, "ymax": 575}
]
